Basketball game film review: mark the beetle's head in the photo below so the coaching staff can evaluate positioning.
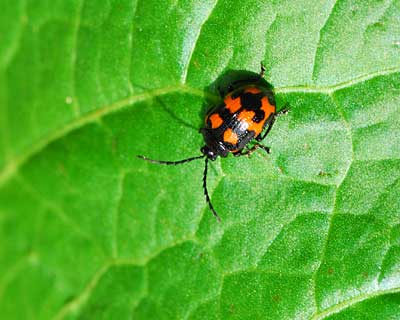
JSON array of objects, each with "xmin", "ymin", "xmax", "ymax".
[{"xmin": 201, "ymin": 146, "xmax": 218, "ymax": 161}]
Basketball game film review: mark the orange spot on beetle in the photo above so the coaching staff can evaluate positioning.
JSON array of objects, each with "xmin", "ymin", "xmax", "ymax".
[
  {"xmin": 208, "ymin": 113, "xmax": 223, "ymax": 128},
  {"xmin": 261, "ymin": 96, "xmax": 276, "ymax": 119},
  {"xmin": 224, "ymin": 94, "xmax": 242, "ymax": 113},
  {"xmin": 236, "ymin": 95, "xmax": 276, "ymax": 137},
  {"xmin": 237, "ymin": 110, "xmax": 255, "ymax": 124},
  {"xmin": 223, "ymin": 128, "xmax": 238, "ymax": 145},
  {"xmin": 237, "ymin": 110, "xmax": 262, "ymax": 136}
]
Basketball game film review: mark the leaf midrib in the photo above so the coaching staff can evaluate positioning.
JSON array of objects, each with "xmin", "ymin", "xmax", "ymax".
[
  {"xmin": 0, "ymin": 85, "xmax": 197, "ymax": 186},
  {"xmin": 311, "ymin": 286, "xmax": 400, "ymax": 319},
  {"xmin": 1, "ymin": 67, "xmax": 399, "ymax": 188}
]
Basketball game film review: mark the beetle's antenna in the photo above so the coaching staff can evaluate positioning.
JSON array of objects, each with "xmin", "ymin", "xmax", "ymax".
[
  {"xmin": 137, "ymin": 154, "xmax": 205, "ymax": 165},
  {"xmin": 203, "ymin": 157, "xmax": 221, "ymax": 222}
]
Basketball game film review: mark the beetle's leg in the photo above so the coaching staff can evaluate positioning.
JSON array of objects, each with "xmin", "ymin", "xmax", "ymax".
[
  {"xmin": 233, "ymin": 144, "xmax": 270, "ymax": 157},
  {"xmin": 256, "ymin": 108, "xmax": 289, "ymax": 142},
  {"xmin": 260, "ymin": 62, "xmax": 266, "ymax": 78},
  {"xmin": 276, "ymin": 108, "xmax": 289, "ymax": 117}
]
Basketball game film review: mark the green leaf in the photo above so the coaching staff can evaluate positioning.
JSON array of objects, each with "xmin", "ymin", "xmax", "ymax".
[{"xmin": 0, "ymin": 1, "xmax": 399, "ymax": 319}]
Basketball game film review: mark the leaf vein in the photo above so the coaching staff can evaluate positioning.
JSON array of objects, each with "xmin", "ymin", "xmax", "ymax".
[
  {"xmin": 112, "ymin": 170, "xmax": 126, "ymax": 258},
  {"xmin": 181, "ymin": 0, "xmax": 219, "ymax": 83},
  {"xmin": 275, "ymin": 68, "xmax": 400, "ymax": 94},
  {"xmin": 311, "ymin": 0, "xmax": 338, "ymax": 82},
  {"xmin": 311, "ymin": 286, "xmax": 400, "ymax": 320},
  {"xmin": 70, "ymin": 0, "xmax": 84, "ymax": 117},
  {"xmin": 310, "ymin": 93, "xmax": 354, "ymax": 313}
]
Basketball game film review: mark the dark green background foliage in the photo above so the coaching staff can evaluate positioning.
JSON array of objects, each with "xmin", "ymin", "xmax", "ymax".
[{"xmin": 0, "ymin": 0, "xmax": 399, "ymax": 319}]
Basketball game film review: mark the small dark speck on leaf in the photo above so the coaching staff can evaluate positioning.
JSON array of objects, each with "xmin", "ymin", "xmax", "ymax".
[
  {"xmin": 57, "ymin": 163, "xmax": 66, "ymax": 176},
  {"xmin": 196, "ymin": 252, "xmax": 204, "ymax": 260},
  {"xmin": 63, "ymin": 295, "xmax": 75, "ymax": 305},
  {"xmin": 111, "ymin": 138, "xmax": 118, "ymax": 154},
  {"xmin": 318, "ymin": 170, "xmax": 332, "ymax": 177}
]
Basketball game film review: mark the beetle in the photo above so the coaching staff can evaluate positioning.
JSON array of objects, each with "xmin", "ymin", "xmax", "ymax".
[{"xmin": 138, "ymin": 63, "xmax": 287, "ymax": 221}]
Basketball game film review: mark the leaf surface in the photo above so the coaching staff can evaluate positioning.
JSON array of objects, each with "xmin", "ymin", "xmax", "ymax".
[{"xmin": 0, "ymin": 1, "xmax": 399, "ymax": 319}]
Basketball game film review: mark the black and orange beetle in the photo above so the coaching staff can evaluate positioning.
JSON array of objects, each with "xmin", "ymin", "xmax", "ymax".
[{"xmin": 138, "ymin": 63, "xmax": 287, "ymax": 221}]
